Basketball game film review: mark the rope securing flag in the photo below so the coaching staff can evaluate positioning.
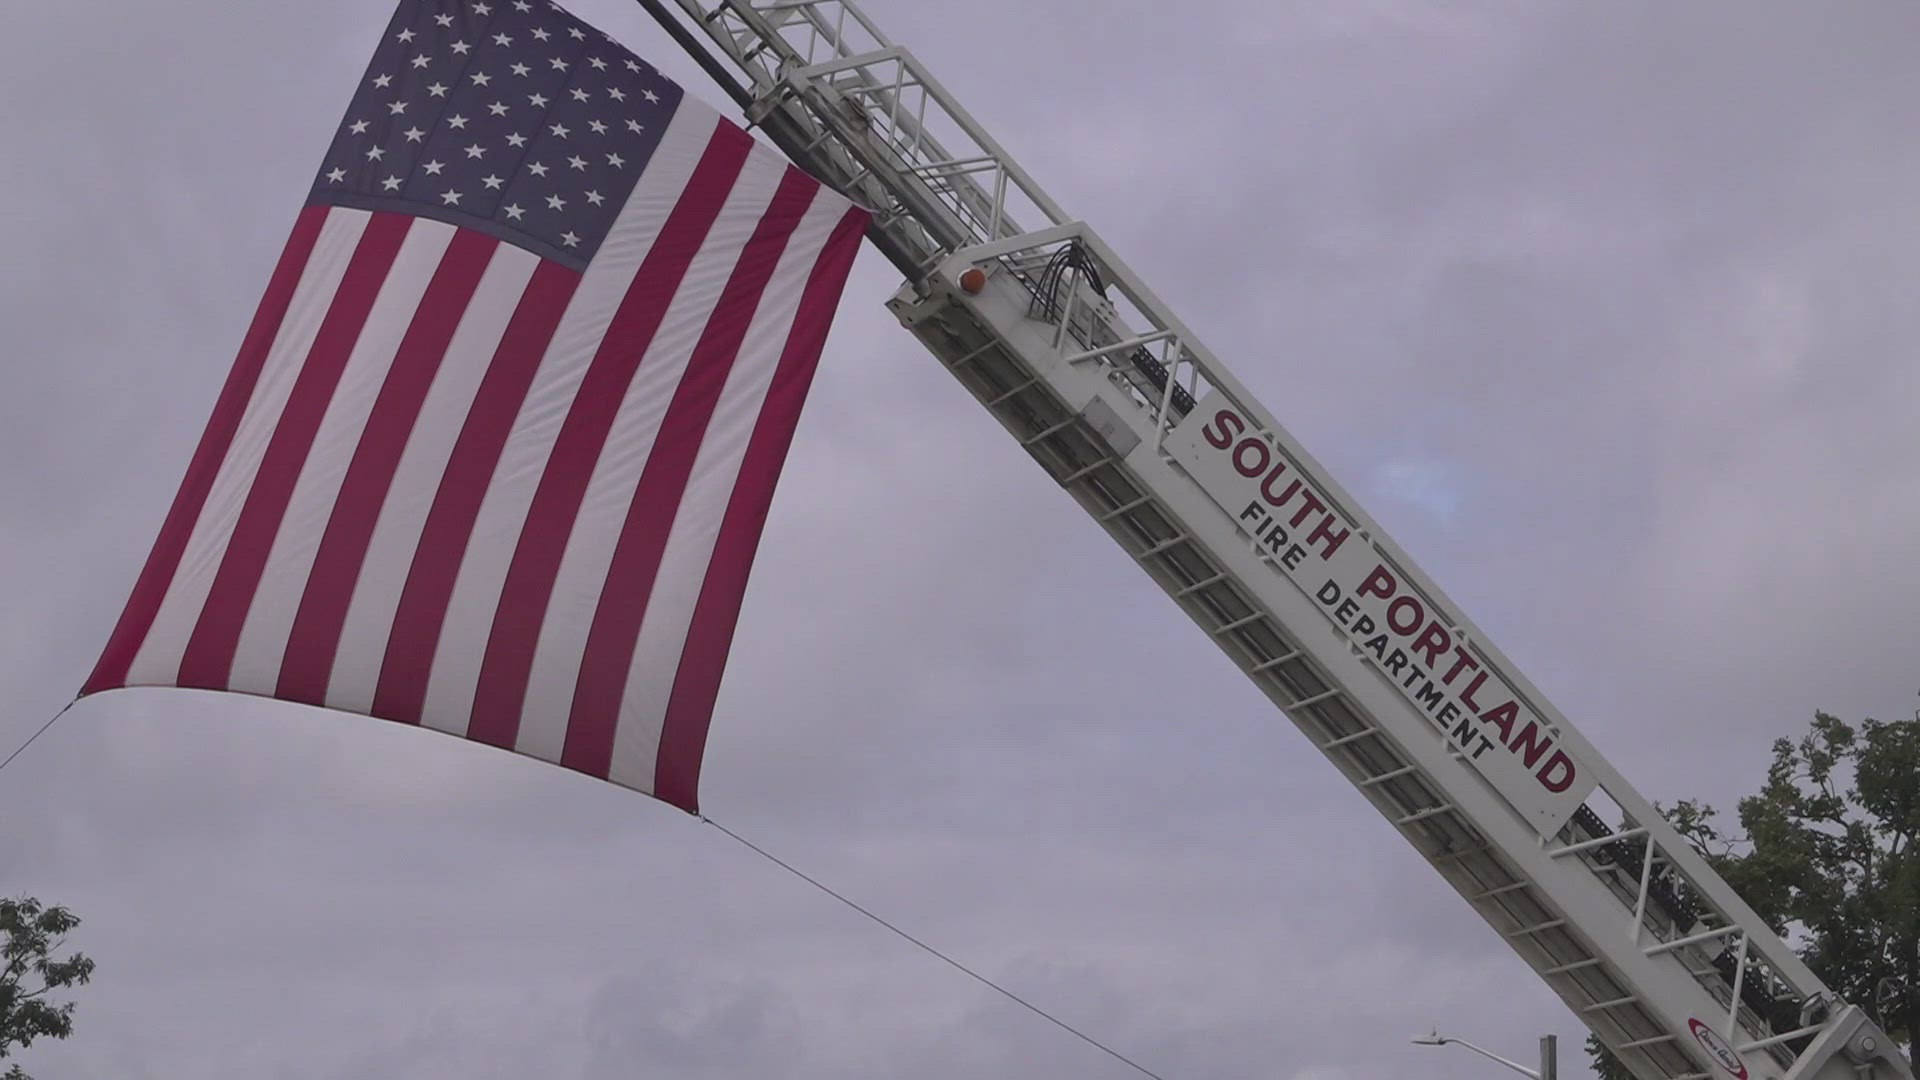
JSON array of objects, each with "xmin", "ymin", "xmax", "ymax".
[{"xmin": 81, "ymin": 0, "xmax": 868, "ymax": 813}]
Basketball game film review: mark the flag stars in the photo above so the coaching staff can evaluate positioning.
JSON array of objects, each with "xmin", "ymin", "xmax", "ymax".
[
  {"xmin": 440, "ymin": 189, "xmax": 463, "ymax": 205},
  {"xmin": 348, "ymin": 118, "xmax": 370, "ymax": 134},
  {"xmin": 325, "ymin": 166, "xmax": 347, "ymax": 183},
  {"xmin": 549, "ymin": 57, "xmax": 569, "ymax": 71},
  {"xmin": 588, "ymin": 56, "xmax": 608, "ymax": 71},
  {"xmin": 546, "ymin": 194, "xmax": 566, "ymax": 210},
  {"xmin": 372, "ymin": 73, "xmax": 393, "ymax": 88},
  {"xmin": 505, "ymin": 132, "xmax": 528, "ymax": 147},
  {"xmin": 403, "ymin": 126, "xmax": 426, "ymax": 142},
  {"xmin": 464, "ymin": 143, "xmax": 487, "ymax": 159},
  {"xmin": 492, "ymin": 32, "xmax": 513, "ymax": 46},
  {"xmin": 549, "ymin": 122, "xmax": 570, "ymax": 138},
  {"xmin": 504, "ymin": 202, "xmax": 526, "ymax": 219},
  {"xmin": 567, "ymin": 154, "xmax": 588, "ymax": 170},
  {"xmin": 625, "ymin": 119, "xmax": 643, "ymax": 133},
  {"xmin": 387, "ymin": 99, "xmax": 408, "ymax": 114},
  {"xmin": 567, "ymin": 26, "xmax": 585, "ymax": 39},
  {"xmin": 528, "ymin": 92, "xmax": 549, "ymax": 107},
  {"xmin": 447, "ymin": 114, "xmax": 470, "ymax": 129},
  {"xmin": 427, "ymin": 82, "xmax": 449, "ymax": 97},
  {"xmin": 470, "ymin": 70, "xmax": 492, "ymax": 86},
  {"xmin": 605, "ymin": 152, "xmax": 625, "ymax": 168},
  {"xmin": 423, "ymin": 159, "xmax": 445, "ymax": 175},
  {"xmin": 487, "ymin": 101, "xmax": 509, "ymax": 116},
  {"xmin": 410, "ymin": 53, "xmax": 431, "ymax": 69},
  {"xmin": 624, "ymin": 58, "xmax": 640, "ymax": 72},
  {"xmin": 450, "ymin": 39, "xmax": 472, "ymax": 55},
  {"xmin": 510, "ymin": 62, "xmax": 531, "ymax": 77},
  {"xmin": 473, "ymin": 1, "xmax": 492, "ymax": 13},
  {"xmin": 531, "ymin": 27, "xmax": 551, "ymax": 41},
  {"xmin": 527, "ymin": 161, "xmax": 549, "ymax": 176},
  {"xmin": 396, "ymin": 28, "xmax": 416, "ymax": 42},
  {"xmin": 569, "ymin": 88, "xmax": 590, "ymax": 102},
  {"xmin": 513, "ymin": 0, "xmax": 531, "ymax": 10},
  {"xmin": 482, "ymin": 174, "xmax": 505, "ymax": 189},
  {"xmin": 561, "ymin": 230, "xmax": 581, "ymax": 247},
  {"xmin": 365, "ymin": 145, "xmax": 387, "ymax": 160},
  {"xmin": 433, "ymin": 12, "xmax": 454, "ymax": 26},
  {"xmin": 642, "ymin": 89, "xmax": 659, "ymax": 103},
  {"xmin": 588, "ymin": 119, "xmax": 607, "ymax": 134},
  {"xmin": 607, "ymin": 87, "xmax": 626, "ymax": 102},
  {"xmin": 584, "ymin": 189, "xmax": 604, "ymax": 206},
  {"xmin": 381, "ymin": 174, "xmax": 403, "ymax": 191}
]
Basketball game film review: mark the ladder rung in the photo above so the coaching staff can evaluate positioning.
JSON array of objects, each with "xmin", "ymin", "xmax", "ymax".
[
  {"xmin": 1285, "ymin": 687, "xmax": 1344, "ymax": 710},
  {"xmin": 1250, "ymin": 648, "xmax": 1303, "ymax": 673},
  {"xmin": 1580, "ymin": 995, "xmax": 1641, "ymax": 1014},
  {"xmin": 1539, "ymin": 957, "xmax": 1604, "ymax": 976},
  {"xmin": 1211, "ymin": 612, "xmax": 1265, "ymax": 635},
  {"xmin": 1506, "ymin": 919, "xmax": 1567, "ymax": 938},
  {"xmin": 1318, "ymin": 727, "xmax": 1380, "ymax": 750},
  {"xmin": 1358, "ymin": 764, "xmax": 1419, "ymax": 788},
  {"xmin": 1467, "ymin": 880, "xmax": 1532, "ymax": 901},
  {"xmin": 1615, "ymin": 1035, "xmax": 1677, "ymax": 1050},
  {"xmin": 1020, "ymin": 416, "xmax": 1078, "ymax": 446},
  {"xmin": 1056, "ymin": 457, "xmax": 1115, "ymax": 484},
  {"xmin": 1550, "ymin": 827, "xmax": 1646, "ymax": 859},
  {"xmin": 1096, "ymin": 495, "xmax": 1153, "ymax": 522},
  {"xmin": 1134, "ymin": 534, "xmax": 1189, "ymax": 558},
  {"xmin": 1172, "ymin": 573, "xmax": 1226, "ymax": 598},
  {"xmin": 1394, "ymin": 804, "xmax": 1455, "ymax": 826},
  {"xmin": 1645, "ymin": 923, "xmax": 1743, "ymax": 957},
  {"xmin": 984, "ymin": 377, "xmax": 1039, "ymax": 406},
  {"xmin": 944, "ymin": 339, "xmax": 1001, "ymax": 371}
]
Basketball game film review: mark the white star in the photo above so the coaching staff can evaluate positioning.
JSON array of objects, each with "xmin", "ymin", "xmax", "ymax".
[
  {"xmin": 587, "ymin": 119, "xmax": 607, "ymax": 134},
  {"xmin": 450, "ymin": 39, "xmax": 472, "ymax": 55},
  {"xmin": 560, "ymin": 230, "xmax": 581, "ymax": 247},
  {"xmin": 606, "ymin": 87, "xmax": 626, "ymax": 102},
  {"xmin": 434, "ymin": 13, "xmax": 454, "ymax": 27},
  {"xmin": 569, "ymin": 88, "xmax": 590, "ymax": 103},
  {"xmin": 381, "ymin": 174, "xmax": 403, "ymax": 191},
  {"xmin": 605, "ymin": 152, "xmax": 625, "ymax": 168},
  {"xmin": 492, "ymin": 32, "xmax": 512, "ymax": 46},
  {"xmin": 527, "ymin": 161, "xmax": 549, "ymax": 176},
  {"xmin": 546, "ymin": 194, "xmax": 566, "ymax": 210},
  {"xmin": 530, "ymin": 27, "xmax": 550, "ymax": 41},
  {"xmin": 365, "ymin": 145, "xmax": 386, "ymax": 160},
  {"xmin": 584, "ymin": 189, "xmax": 604, "ymax": 206},
  {"xmin": 504, "ymin": 202, "xmax": 526, "ymax": 219},
  {"xmin": 372, "ymin": 73, "xmax": 393, "ymax": 88},
  {"xmin": 427, "ymin": 82, "xmax": 449, "ymax": 97},
  {"xmin": 348, "ymin": 118, "xmax": 370, "ymax": 134},
  {"xmin": 470, "ymin": 71, "xmax": 492, "ymax": 86},
  {"xmin": 566, "ymin": 154, "xmax": 587, "ymax": 170},
  {"xmin": 505, "ymin": 131, "xmax": 528, "ymax": 147},
  {"xmin": 549, "ymin": 122, "xmax": 570, "ymax": 138},
  {"xmin": 549, "ymin": 57, "xmax": 569, "ymax": 71},
  {"xmin": 396, "ymin": 28, "xmax": 416, "ymax": 43},
  {"xmin": 325, "ymin": 166, "xmax": 347, "ymax": 183},
  {"xmin": 482, "ymin": 174, "xmax": 505, "ymax": 189},
  {"xmin": 387, "ymin": 99, "xmax": 408, "ymax": 114},
  {"xmin": 625, "ymin": 119, "xmax": 643, "ymax": 133},
  {"xmin": 487, "ymin": 101, "xmax": 509, "ymax": 116},
  {"xmin": 410, "ymin": 53, "xmax": 431, "ymax": 69},
  {"xmin": 473, "ymin": 1, "xmax": 492, "ymax": 13},
  {"xmin": 588, "ymin": 56, "xmax": 608, "ymax": 71},
  {"xmin": 441, "ymin": 189, "xmax": 462, "ymax": 205},
  {"xmin": 402, "ymin": 126, "xmax": 426, "ymax": 142},
  {"xmin": 567, "ymin": 27, "xmax": 585, "ymax": 39},
  {"xmin": 423, "ymin": 159, "xmax": 445, "ymax": 175},
  {"xmin": 510, "ymin": 62, "xmax": 531, "ymax": 77},
  {"xmin": 464, "ymin": 143, "xmax": 486, "ymax": 159},
  {"xmin": 642, "ymin": 89, "xmax": 659, "ymax": 104},
  {"xmin": 527, "ymin": 92, "xmax": 549, "ymax": 107},
  {"xmin": 624, "ymin": 58, "xmax": 641, "ymax": 72},
  {"xmin": 447, "ymin": 114, "xmax": 469, "ymax": 129},
  {"xmin": 512, "ymin": 0, "xmax": 531, "ymax": 10}
]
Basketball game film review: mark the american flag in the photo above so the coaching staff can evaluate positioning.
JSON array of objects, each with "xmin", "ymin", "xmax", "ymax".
[{"xmin": 82, "ymin": 0, "xmax": 869, "ymax": 813}]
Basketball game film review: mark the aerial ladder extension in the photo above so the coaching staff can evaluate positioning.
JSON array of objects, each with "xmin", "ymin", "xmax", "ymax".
[{"xmin": 644, "ymin": 4, "xmax": 1915, "ymax": 1080}]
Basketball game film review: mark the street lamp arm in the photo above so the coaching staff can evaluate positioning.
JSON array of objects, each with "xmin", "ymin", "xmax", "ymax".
[{"xmin": 1413, "ymin": 1034, "xmax": 1544, "ymax": 1080}]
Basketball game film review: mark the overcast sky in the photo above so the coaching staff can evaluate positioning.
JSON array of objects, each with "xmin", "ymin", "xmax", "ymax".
[{"xmin": 6, "ymin": 2, "xmax": 1920, "ymax": 1078}]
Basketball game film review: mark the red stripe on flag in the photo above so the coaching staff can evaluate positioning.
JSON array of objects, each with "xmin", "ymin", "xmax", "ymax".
[
  {"xmin": 370, "ymin": 259, "xmax": 582, "ymax": 724},
  {"xmin": 560, "ymin": 168, "xmax": 821, "ymax": 781},
  {"xmin": 82, "ymin": 206, "xmax": 331, "ymax": 695},
  {"xmin": 175, "ymin": 213, "xmax": 415, "ymax": 691},
  {"xmin": 652, "ymin": 204, "xmax": 869, "ymax": 813},
  {"xmin": 462, "ymin": 123, "xmax": 754, "ymax": 751},
  {"xmin": 275, "ymin": 230, "xmax": 500, "ymax": 706}
]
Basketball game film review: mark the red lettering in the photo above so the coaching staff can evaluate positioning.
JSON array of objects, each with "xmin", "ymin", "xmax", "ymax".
[
  {"xmin": 1202, "ymin": 408, "xmax": 1245, "ymax": 449},
  {"xmin": 1411, "ymin": 621, "xmax": 1451, "ymax": 667},
  {"xmin": 1287, "ymin": 489, "xmax": 1327, "ymax": 528},
  {"xmin": 1478, "ymin": 701, "xmax": 1518, "ymax": 743},
  {"xmin": 1357, "ymin": 565, "xmax": 1397, "ymax": 601},
  {"xmin": 1259, "ymin": 463, "xmax": 1294, "ymax": 505},
  {"xmin": 1306, "ymin": 515, "xmax": 1350, "ymax": 560},
  {"xmin": 1460, "ymin": 671, "xmax": 1490, "ymax": 711},
  {"xmin": 1232, "ymin": 437, "xmax": 1270, "ymax": 478},
  {"xmin": 1387, "ymin": 596, "xmax": 1424, "ymax": 636},
  {"xmin": 1442, "ymin": 646, "xmax": 1481, "ymax": 686},
  {"xmin": 1507, "ymin": 718, "xmax": 1551, "ymax": 768},
  {"xmin": 1536, "ymin": 751, "xmax": 1576, "ymax": 793}
]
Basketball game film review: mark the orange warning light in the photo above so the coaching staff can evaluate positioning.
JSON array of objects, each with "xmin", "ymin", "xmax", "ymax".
[{"xmin": 958, "ymin": 267, "xmax": 987, "ymax": 294}]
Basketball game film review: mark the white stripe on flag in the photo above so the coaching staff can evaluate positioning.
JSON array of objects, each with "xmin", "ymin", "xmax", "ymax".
[
  {"xmin": 126, "ymin": 208, "xmax": 372, "ymax": 687},
  {"xmin": 606, "ymin": 185, "xmax": 850, "ymax": 789},
  {"xmin": 417, "ymin": 105, "xmax": 722, "ymax": 738},
  {"xmin": 510, "ymin": 154, "xmax": 788, "ymax": 765},
  {"xmin": 323, "ymin": 244, "xmax": 543, "ymax": 713}
]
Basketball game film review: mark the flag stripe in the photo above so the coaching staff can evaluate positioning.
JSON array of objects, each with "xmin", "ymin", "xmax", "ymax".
[
  {"xmin": 276, "ymin": 228, "xmax": 501, "ymax": 705},
  {"xmin": 560, "ymin": 166, "xmax": 820, "ymax": 779},
  {"xmin": 371, "ymin": 258, "xmax": 582, "ymax": 723},
  {"xmin": 326, "ymin": 246, "xmax": 543, "ymax": 715},
  {"xmin": 462, "ymin": 122, "xmax": 755, "ymax": 751},
  {"xmin": 84, "ymin": 205, "xmax": 330, "ymax": 694},
  {"xmin": 651, "ymin": 204, "xmax": 870, "ymax": 812}
]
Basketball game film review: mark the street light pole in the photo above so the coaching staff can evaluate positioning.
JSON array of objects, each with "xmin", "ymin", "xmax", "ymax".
[{"xmin": 1413, "ymin": 1031, "xmax": 1558, "ymax": 1080}]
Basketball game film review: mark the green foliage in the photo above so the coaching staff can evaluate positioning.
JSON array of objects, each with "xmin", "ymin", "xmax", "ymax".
[
  {"xmin": 1591, "ymin": 709, "xmax": 1920, "ymax": 1078},
  {"xmin": 0, "ymin": 897, "xmax": 94, "ymax": 1080}
]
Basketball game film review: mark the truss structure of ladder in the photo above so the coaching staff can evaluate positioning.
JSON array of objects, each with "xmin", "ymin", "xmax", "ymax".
[{"xmin": 649, "ymin": 4, "xmax": 1915, "ymax": 1080}]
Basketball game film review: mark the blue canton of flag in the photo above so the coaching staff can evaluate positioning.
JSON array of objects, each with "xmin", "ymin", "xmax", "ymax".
[{"xmin": 313, "ymin": 0, "xmax": 683, "ymax": 270}]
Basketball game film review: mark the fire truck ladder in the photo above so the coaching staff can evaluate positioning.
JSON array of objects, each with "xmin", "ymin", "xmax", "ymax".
[{"xmin": 636, "ymin": 4, "xmax": 1915, "ymax": 1080}]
